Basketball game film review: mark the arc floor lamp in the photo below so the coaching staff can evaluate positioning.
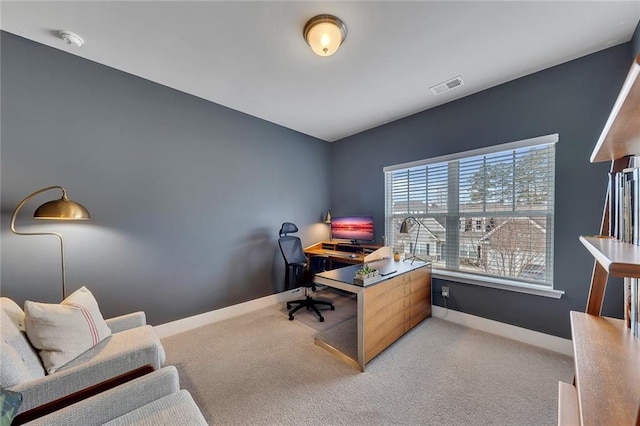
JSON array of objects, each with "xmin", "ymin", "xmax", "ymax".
[
  {"xmin": 10, "ymin": 186, "xmax": 90, "ymax": 300},
  {"xmin": 399, "ymin": 216, "xmax": 428, "ymax": 264}
]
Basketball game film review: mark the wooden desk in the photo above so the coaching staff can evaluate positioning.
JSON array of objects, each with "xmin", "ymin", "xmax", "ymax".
[
  {"xmin": 304, "ymin": 240, "xmax": 385, "ymax": 269},
  {"xmin": 313, "ymin": 259, "xmax": 432, "ymax": 371}
]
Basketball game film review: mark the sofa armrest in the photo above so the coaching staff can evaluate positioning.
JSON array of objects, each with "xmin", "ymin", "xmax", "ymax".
[
  {"xmin": 106, "ymin": 390, "xmax": 207, "ymax": 425},
  {"xmin": 13, "ymin": 365, "xmax": 154, "ymax": 425},
  {"xmin": 23, "ymin": 366, "xmax": 180, "ymax": 426},
  {"xmin": 105, "ymin": 311, "xmax": 147, "ymax": 333},
  {"xmin": 10, "ymin": 325, "xmax": 165, "ymax": 414}
]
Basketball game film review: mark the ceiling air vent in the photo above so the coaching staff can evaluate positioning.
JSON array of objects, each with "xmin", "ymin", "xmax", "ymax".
[{"xmin": 430, "ymin": 75, "xmax": 464, "ymax": 95}]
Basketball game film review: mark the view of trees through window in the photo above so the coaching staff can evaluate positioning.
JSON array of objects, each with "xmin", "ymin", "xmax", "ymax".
[{"xmin": 385, "ymin": 137, "xmax": 556, "ymax": 286}]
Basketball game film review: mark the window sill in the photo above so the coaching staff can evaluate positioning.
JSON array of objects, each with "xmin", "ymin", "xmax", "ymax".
[{"xmin": 432, "ymin": 269, "xmax": 564, "ymax": 299}]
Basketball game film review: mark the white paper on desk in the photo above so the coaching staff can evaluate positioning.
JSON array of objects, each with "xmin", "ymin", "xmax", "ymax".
[{"xmin": 364, "ymin": 246, "xmax": 392, "ymax": 263}]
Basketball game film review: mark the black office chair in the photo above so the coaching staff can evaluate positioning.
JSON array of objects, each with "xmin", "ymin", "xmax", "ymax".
[{"xmin": 278, "ymin": 222, "xmax": 334, "ymax": 322}]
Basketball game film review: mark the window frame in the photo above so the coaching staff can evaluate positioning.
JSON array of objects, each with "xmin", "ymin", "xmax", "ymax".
[{"xmin": 383, "ymin": 133, "xmax": 564, "ymax": 299}]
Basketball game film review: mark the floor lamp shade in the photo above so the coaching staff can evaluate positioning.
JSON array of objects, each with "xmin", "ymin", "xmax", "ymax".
[
  {"xmin": 10, "ymin": 186, "xmax": 91, "ymax": 299},
  {"xmin": 34, "ymin": 198, "xmax": 90, "ymax": 220},
  {"xmin": 399, "ymin": 219, "xmax": 410, "ymax": 234}
]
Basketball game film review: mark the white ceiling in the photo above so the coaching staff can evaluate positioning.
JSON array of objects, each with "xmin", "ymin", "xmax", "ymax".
[{"xmin": 1, "ymin": 1, "xmax": 639, "ymax": 142}]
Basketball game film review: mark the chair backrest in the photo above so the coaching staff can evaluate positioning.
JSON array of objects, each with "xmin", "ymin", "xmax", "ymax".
[
  {"xmin": 1, "ymin": 297, "xmax": 46, "ymax": 388},
  {"xmin": 278, "ymin": 235, "xmax": 307, "ymax": 266},
  {"xmin": 278, "ymin": 223, "xmax": 307, "ymax": 264}
]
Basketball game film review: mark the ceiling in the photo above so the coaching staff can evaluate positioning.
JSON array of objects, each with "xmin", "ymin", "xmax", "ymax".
[{"xmin": 1, "ymin": 1, "xmax": 639, "ymax": 142}]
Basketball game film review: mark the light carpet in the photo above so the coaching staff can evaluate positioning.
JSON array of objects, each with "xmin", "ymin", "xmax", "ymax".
[{"xmin": 161, "ymin": 303, "xmax": 573, "ymax": 425}]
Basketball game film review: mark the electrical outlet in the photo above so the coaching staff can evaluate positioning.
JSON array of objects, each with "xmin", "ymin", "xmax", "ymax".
[{"xmin": 442, "ymin": 286, "xmax": 449, "ymax": 298}]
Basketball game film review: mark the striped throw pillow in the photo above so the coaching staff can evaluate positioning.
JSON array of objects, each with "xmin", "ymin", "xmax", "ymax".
[{"xmin": 24, "ymin": 287, "xmax": 112, "ymax": 374}]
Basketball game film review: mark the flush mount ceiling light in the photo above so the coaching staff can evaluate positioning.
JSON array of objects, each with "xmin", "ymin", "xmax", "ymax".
[
  {"xmin": 303, "ymin": 14, "xmax": 347, "ymax": 57},
  {"xmin": 58, "ymin": 30, "xmax": 84, "ymax": 47}
]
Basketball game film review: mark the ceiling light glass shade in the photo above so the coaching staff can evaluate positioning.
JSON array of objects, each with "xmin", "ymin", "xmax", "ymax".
[
  {"xmin": 34, "ymin": 197, "xmax": 91, "ymax": 220},
  {"xmin": 304, "ymin": 15, "xmax": 347, "ymax": 57}
]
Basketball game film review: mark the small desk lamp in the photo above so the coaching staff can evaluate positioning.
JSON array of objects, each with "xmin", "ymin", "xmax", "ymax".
[
  {"xmin": 10, "ymin": 186, "xmax": 91, "ymax": 300},
  {"xmin": 399, "ymin": 216, "xmax": 427, "ymax": 264},
  {"xmin": 325, "ymin": 210, "xmax": 332, "ymax": 240}
]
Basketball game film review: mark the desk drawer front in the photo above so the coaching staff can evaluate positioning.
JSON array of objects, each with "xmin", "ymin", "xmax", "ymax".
[
  {"xmin": 365, "ymin": 315, "xmax": 408, "ymax": 363},
  {"xmin": 365, "ymin": 280, "xmax": 408, "ymax": 319}
]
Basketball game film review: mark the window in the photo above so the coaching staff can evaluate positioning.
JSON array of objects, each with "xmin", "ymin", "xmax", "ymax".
[{"xmin": 384, "ymin": 134, "xmax": 557, "ymax": 288}]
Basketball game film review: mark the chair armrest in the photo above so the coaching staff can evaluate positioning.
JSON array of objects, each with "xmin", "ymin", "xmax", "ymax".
[
  {"xmin": 105, "ymin": 311, "xmax": 147, "ymax": 333},
  {"xmin": 11, "ymin": 325, "xmax": 165, "ymax": 414},
  {"xmin": 23, "ymin": 366, "xmax": 180, "ymax": 426}
]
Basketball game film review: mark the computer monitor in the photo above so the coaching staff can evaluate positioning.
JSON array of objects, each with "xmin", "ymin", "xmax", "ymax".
[{"xmin": 331, "ymin": 216, "xmax": 374, "ymax": 244}]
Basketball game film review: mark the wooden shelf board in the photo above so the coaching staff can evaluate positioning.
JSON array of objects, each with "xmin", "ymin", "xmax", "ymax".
[
  {"xmin": 580, "ymin": 236, "xmax": 640, "ymax": 278},
  {"xmin": 591, "ymin": 54, "xmax": 640, "ymax": 163},
  {"xmin": 571, "ymin": 311, "xmax": 640, "ymax": 426}
]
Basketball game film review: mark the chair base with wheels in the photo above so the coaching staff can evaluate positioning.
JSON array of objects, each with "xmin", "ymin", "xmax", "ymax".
[
  {"xmin": 287, "ymin": 275, "xmax": 334, "ymax": 322},
  {"xmin": 287, "ymin": 287, "xmax": 336, "ymax": 322}
]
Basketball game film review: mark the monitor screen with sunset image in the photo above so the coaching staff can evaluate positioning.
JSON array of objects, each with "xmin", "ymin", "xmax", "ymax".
[{"xmin": 331, "ymin": 216, "xmax": 374, "ymax": 243}]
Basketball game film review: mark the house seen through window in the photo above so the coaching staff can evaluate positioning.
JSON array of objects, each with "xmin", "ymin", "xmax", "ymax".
[{"xmin": 384, "ymin": 134, "xmax": 557, "ymax": 287}]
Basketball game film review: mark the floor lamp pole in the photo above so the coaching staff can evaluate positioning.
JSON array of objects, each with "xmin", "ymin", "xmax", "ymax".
[
  {"xmin": 10, "ymin": 186, "xmax": 90, "ymax": 300},
  {"xmin": 400, "ymin": 216, "xmax": 427, "ymax": 264}
]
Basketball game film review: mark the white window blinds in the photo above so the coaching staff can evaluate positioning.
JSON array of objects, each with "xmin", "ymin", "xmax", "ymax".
[{"xmin": 384, "ymin": 134, "xmax": 557, "ymax": 286}]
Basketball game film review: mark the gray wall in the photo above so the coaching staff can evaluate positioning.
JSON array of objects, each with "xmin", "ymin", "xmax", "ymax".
[
  {"xmin": 633, "ymin": 21, "xmax": 640, "ymax": 57},
  {"xmin": 329, "ymin": 43, "xmax": 633, "ymax": 339},
  {"xmin": 1, "ymin": 32, "xmax": 331, "ymax": 325}
]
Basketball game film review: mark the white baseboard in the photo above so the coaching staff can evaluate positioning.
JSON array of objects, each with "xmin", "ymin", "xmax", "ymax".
[
  {"xmin": 432, "ymin": 306, "xmax": 573, "ymax": 356},
  {"xmin": 153, "ymin": 289, "xmax": 299, "ymax": 338},
  {"xmin": 155, "ymin": 295, "xmax": 573, "ymax": 357}
]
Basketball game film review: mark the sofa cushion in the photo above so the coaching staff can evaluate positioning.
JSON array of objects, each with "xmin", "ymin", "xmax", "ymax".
[
  {"xmin": 0, "ymin": 298, "xmax": 45, "ymax": 388},
  {"xmin": 59, "ymin": 324, "xmax": 166, "ymax": 372},
  {"xmin": 0, "ymin": 387, "xmax": 22, "ymax": 426},
  {"xmin": 24, "ymin": 287, "xmax": 112, "ymax": 374}
]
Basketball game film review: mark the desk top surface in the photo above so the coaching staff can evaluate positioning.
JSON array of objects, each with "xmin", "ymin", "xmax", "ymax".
[
  {"xmin": 316, "ymin": 258, "xmax": 430, "ymax": 287},
  {"xmin": 305, "ymin": 247, "xmax": 364, "ymax": 260}
]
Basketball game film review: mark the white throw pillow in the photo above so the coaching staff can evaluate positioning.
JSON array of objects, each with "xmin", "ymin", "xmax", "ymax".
[{"xmin": 24, "ymin": 286, "xmax": 112, "ymax": 374}]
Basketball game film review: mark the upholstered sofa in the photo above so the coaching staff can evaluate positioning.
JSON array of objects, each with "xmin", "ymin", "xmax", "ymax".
[
  {"xmin": 22, "ymin": 366, "xmax": 207, "ymax": 425},
  {"xmin": 0, "ymin": 296, "xmax": 166, "ymax": 420}
]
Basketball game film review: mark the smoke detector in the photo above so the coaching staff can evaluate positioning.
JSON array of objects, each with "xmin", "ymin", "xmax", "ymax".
[
  {"xmin": 430, "ymin": 76, "xmax": 464, "ymax": 95},
  {"xmin": 58, "ymin": 30, "xmax": 84, "ymax": 47}
]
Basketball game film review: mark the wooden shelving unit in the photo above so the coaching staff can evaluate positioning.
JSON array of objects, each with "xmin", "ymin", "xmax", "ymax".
[{"xmin": 558, "ymin": 55, "xmax": 640, "ymax": 426}]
